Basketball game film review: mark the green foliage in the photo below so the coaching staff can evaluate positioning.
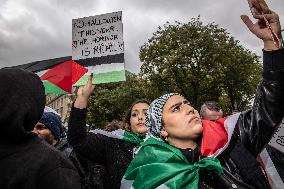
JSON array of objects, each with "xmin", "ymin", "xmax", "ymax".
[
  {"xmin": 85, "ymin": 17, "xmax": 262, "ymax": 127},
  {"xmin": 86, "ymin": 72, "xmax": 152, "ymax": 129},
  {"xmin": 139, "ymin": 17, "xmax": 261, "ymax": 114}
]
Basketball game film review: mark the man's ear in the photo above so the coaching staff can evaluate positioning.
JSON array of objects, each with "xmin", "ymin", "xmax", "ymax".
[{"xmin": 160, "ymin": 127, "xmax": 168, "ymax": 138}]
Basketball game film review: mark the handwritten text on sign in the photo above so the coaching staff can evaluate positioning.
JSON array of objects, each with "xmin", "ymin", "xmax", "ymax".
[
  {"xmin": 72, "ymin": 11, "xmax": 123, "ymax": 60},
  {"xmin": 269, "ymin": 118, "xmax": 284, "ymax": 153}
]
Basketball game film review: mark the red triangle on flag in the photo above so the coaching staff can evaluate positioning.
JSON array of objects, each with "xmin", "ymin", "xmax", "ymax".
[{"xmin": 40, "ymin": 60, "xmax": 88, "ymax": 93}]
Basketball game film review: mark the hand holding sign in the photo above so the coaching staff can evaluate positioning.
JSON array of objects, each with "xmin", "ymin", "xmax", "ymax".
[
  {"xmin": 241, "ymin": 0, "xmax": 282, "ymax": 50},
  {"xmin": 74, "ymin": 74, "xmax": 95, "ymax": 109}
]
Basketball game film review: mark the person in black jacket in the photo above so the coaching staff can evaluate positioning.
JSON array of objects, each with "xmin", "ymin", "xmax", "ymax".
[
  {"xmin": 0, "ymin": 68, "xmax": 81, "ymax": 189},
  {"xmin": 34, "ymin": 107, "xmax": 107, "ymax": 189},
  {"xmin": 67, "ymin": 78, "xmax": 150, "ymax": 189},
  {"xmin": 123, "ymin": 53, "xmax": 284, "ymax": 188}
]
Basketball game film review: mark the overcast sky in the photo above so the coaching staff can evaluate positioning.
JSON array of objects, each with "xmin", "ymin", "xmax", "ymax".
[{"xmin": 0, "ymin": 0, "xmax": 283, "ymax": 73}]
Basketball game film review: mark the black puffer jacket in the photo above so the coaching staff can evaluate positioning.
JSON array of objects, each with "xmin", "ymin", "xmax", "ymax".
[
  {"xmin": 0, "ymin": 68, "xmax": 81, "ymax": 189},
  {"xmin": 68, "ymin": 108, "xmax": 136, "ymax": 189}
]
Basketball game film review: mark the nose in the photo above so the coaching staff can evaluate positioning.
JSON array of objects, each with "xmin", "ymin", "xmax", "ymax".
[
  {"xmin": 32, "ymin": 128, "xmax": 39, "ymax": 135},
  {"xmin": 184, "ymin": 104, "xmax": 195, "ymax": 115},
  {"xmin": 138, "ymin": 112, "xmax": 143, "ymax": 120}
]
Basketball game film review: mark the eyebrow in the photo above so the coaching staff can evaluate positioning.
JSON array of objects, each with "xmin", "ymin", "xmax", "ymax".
[
  {"xmin": 169, "ymin": 100, "xmax": 190, "ymax": 110},
  {"xmin": 131, "ymin": 109, "xmax": 148, "ymax": 112},
  {"xmin": 36, "ymin": 124, "xmax": 46, "ymax": 128}
]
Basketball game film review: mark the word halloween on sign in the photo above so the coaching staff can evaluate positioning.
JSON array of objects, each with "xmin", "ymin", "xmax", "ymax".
[{"xmin": 72, "ymin": 11, "xmax": 126, "ymax": 86}]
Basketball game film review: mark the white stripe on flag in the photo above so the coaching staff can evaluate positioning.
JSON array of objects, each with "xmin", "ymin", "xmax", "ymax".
[
  {"xmin": 260, "ymin": 148, "xmax": 284, "ymax": 189},
  {"xmin": 210, "ymin": 113, "xmax": 241, "ymax": 158},
  {"xmin": 89, "ymin": 128, "xmax": 125, "ymax": 139},
  {"xmin": 120, "ymin": 178, "xmax": 134, "ymax": 189},
  {"xmin": 85, "ymin": 63, "xmax": 124, "ymax": 74},
  {"xmin": 36, "ymin": 69, "xmax": 49, "ymax": 77}
]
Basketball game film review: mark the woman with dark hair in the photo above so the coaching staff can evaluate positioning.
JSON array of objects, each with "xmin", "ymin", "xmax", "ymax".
[
  {"xmin": 121, "ymin": 1, "xmax": 284, "ymax": 188},
  {"xmin": 67, "ymin": 77, "xmax": 150, "ymax": 189},
  {"xmin": 123, "ymin": 99, "xmax": 152, "ymax": 132}
]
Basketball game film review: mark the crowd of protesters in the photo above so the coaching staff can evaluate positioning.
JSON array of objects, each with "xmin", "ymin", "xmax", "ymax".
[{"xmin": 0, "ymin": 0, "xmax": 283, "ymax": 188}]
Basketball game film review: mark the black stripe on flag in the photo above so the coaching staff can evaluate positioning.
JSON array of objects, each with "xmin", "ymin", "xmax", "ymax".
[
  {"xmin": 74, "ymin": 53, "xmax": 124, "ymax": 67},
  {"xmin": 6, "ymin": 53, "xmax": 124, "ymax": 72},
  {"xmin": 7, "ymin": 56, "xmax": 71, "ymax": 73}
]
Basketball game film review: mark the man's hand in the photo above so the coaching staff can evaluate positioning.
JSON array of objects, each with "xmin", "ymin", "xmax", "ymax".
[
  {"xmin": 241, "ymin": 0, "xmax": 282, "ymax": 50},
  {"xmin": 74, "ymin": 74, "xmax": 95, "ymax": 109}
]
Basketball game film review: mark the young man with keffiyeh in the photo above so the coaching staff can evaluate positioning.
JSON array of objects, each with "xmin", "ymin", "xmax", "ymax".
[{"xmin": 121, "ymin": 0, "xmax": 284, "ymax": 188}]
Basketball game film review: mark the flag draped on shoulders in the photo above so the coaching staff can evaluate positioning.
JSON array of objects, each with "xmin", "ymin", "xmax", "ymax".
[{"xmin": 121, "ymin": 137, "xmax": 223, "ymax": 189}]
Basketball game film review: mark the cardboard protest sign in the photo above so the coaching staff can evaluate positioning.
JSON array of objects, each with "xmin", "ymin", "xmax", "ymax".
[
  {"xmin": 72, "ymin": 11, "xmax": 126, "ymax": 85},
  {"xmin": 269, "ymin": 118, "xmax": 284, "ymax": 153}
]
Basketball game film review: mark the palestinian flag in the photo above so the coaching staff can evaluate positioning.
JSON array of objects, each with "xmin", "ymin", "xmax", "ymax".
[
  {"xmin": 7, "ymin": 56, "xmax": 87, "ymax": 94},
  {"xmin": 121, "ymin": 113, "xmax": 241, "ymax": 189},
  {"xmin": 40, "ymin": 60, "xmax": 87, "ymax": 94},
  {"xmin": 72, "ymin": 53, "xmax": 126, "ymax": 86},
  {"xmin": 200, "ymin": 113, "xmax": 240, "ymax": 157},
  {"xmin": 8, "ymin": 55, "xmax": 125, "ymax": 93}
]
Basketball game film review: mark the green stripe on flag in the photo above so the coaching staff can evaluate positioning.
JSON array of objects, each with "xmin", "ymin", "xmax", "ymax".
[
  {"xmin": 74, "ymin": 70, "xmax": 126, "ymax": 86},
  {"xmin": 121, "ymin": 137, "xmax": 223, "ymax": 189},
  {"xmin": 42, "ymin": 80, "xmax": 69, "ymax": 94}
]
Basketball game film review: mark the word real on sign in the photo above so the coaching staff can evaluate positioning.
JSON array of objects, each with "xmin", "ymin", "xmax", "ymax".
[
  {"xmin": 72, "ymin": 11, "xmax": 125, "ymax": 86},
  {"xmin": 269, "ymin": 118, "xmax": 284, "ymax": 153}
]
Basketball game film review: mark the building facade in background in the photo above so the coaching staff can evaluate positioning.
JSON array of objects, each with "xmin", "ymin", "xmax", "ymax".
[{"xmin": 46, "ymin": 94, "xmax": 74, "ymax": 126}]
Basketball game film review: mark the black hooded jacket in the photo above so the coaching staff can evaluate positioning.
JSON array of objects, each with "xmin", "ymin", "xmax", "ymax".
[{"xmin": 0, "ymin": 68, "xmax": 81, "ymax": 189}]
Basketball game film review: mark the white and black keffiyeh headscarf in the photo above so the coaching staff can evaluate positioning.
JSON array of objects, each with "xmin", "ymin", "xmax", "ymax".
[{"xmin": 146, "ymin": 93, "xmax": 181, "ymax": 138}]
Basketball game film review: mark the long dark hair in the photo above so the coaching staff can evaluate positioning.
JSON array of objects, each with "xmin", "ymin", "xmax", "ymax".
[{"xmin": 123, "ymin": 99, "xmax": 151, "ymax": 132}]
